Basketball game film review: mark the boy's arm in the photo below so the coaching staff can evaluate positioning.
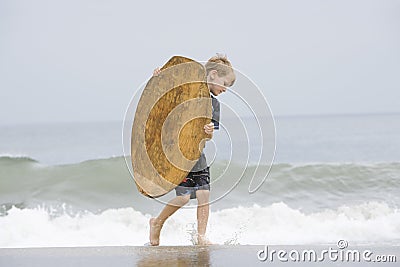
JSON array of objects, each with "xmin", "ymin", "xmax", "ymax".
[
  {"xmin": 153, "ymin": 67, "xmax": 161, "ymax": 76},
  {"xmin": 204, "ymin": 122, "xmax": 214, "ymax": 137}
]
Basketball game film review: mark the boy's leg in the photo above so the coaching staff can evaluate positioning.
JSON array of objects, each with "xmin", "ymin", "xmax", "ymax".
[
  {"xmin": 196, "ymin": 189, "xmax": 211, "ymax": 245},
  {"xmin": 149, "ymin": 194, "xmax": 190, "ymax": 246}
]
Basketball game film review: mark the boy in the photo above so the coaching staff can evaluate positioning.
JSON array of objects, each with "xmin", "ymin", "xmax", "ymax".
[{"xmin": 149, "ymin": 54, "xmax": 236, "ymax": 245}]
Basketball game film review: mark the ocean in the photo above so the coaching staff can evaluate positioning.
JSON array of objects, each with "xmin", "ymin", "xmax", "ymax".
[{"xmin": 1, "ymin": 113, "xmax": 400, "ymax": 248}]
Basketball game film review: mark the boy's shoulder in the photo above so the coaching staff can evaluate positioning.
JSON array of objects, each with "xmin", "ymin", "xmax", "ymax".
[
  {"xmin": 210, "ymin": 95, "xmax": 219, "ymax": 102},
  {"xmin": 211, "ymin": 95, "xmax": 220, "ymax": 107}
]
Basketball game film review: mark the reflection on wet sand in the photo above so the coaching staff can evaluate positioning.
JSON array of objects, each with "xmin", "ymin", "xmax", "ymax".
[{"xmin": 136, "ymin": 246, "xmax": 210, "ymax": 267}]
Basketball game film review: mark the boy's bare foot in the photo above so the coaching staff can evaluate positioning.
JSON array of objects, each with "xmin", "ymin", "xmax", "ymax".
[
  {"xmin": 149, "ymin": 218, "xmax": 162, "ymax": 246},
  {"xmin": 197, "ymin": 234, "xmax": 213, "ymax": 245}
]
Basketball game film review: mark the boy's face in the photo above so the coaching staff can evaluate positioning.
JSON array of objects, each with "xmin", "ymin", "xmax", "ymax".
[{"xmin": 208, "ymin": 71, "xmax": 235, "ymax": 96}]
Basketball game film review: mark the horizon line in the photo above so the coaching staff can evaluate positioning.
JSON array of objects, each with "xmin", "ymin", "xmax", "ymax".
[{"xmin": 1, "ymin": 111, "xmax": 400, "ymax": 126}]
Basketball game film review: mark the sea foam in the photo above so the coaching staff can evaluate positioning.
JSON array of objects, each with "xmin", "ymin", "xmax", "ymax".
[{"xmin": 1, "ymin": 201, "xmax": 399, "ymax": 248}]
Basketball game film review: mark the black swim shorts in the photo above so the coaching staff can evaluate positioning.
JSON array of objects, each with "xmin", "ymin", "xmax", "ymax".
[{"xmin": 175, "ymin": 167, "xmax": 210, "ymax": 199}]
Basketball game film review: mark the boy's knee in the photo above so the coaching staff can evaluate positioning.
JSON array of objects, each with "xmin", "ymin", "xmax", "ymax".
[
  {"xmin": 177, "ymin": 195, "xmax": 190, "ymax": 205},
  {"xmin": 196, "ymin": 190, "xmax": 210, "ymax": 203}
]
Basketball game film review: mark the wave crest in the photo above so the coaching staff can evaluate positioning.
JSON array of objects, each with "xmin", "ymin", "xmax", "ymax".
[{"xmin": 1, "ymin": 202, "xmax": 399, "ymax": 248}]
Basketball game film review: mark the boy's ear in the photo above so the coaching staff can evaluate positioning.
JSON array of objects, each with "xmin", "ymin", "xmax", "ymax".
[{"xmin": 209, "ymin": 70, "xmax": 218, "ymax": 80}]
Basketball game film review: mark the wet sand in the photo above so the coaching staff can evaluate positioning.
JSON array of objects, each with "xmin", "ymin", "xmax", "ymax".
[{"xmin": 0, "ymin": 245, "xmax": 398, "ymax": 266}]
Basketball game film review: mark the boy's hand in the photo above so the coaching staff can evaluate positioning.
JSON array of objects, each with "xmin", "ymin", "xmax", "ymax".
[
  {"xmin": 153, "ymin": 67, "xmax": 161, "ymax": 77},
  {"xmin": 204, "ymin": 122, "xmax": 214, "ymax": 135}
]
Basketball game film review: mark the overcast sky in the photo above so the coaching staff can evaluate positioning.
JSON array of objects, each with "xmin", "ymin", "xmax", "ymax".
[{"xmin": 1, "ymin": 0, "xmax": 399, "ymax": 124}]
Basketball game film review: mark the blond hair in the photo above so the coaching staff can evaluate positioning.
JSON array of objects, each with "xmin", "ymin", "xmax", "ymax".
[{"xmin": 205, "ymin": 53, "xmax": 236, "ymax": 86}]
